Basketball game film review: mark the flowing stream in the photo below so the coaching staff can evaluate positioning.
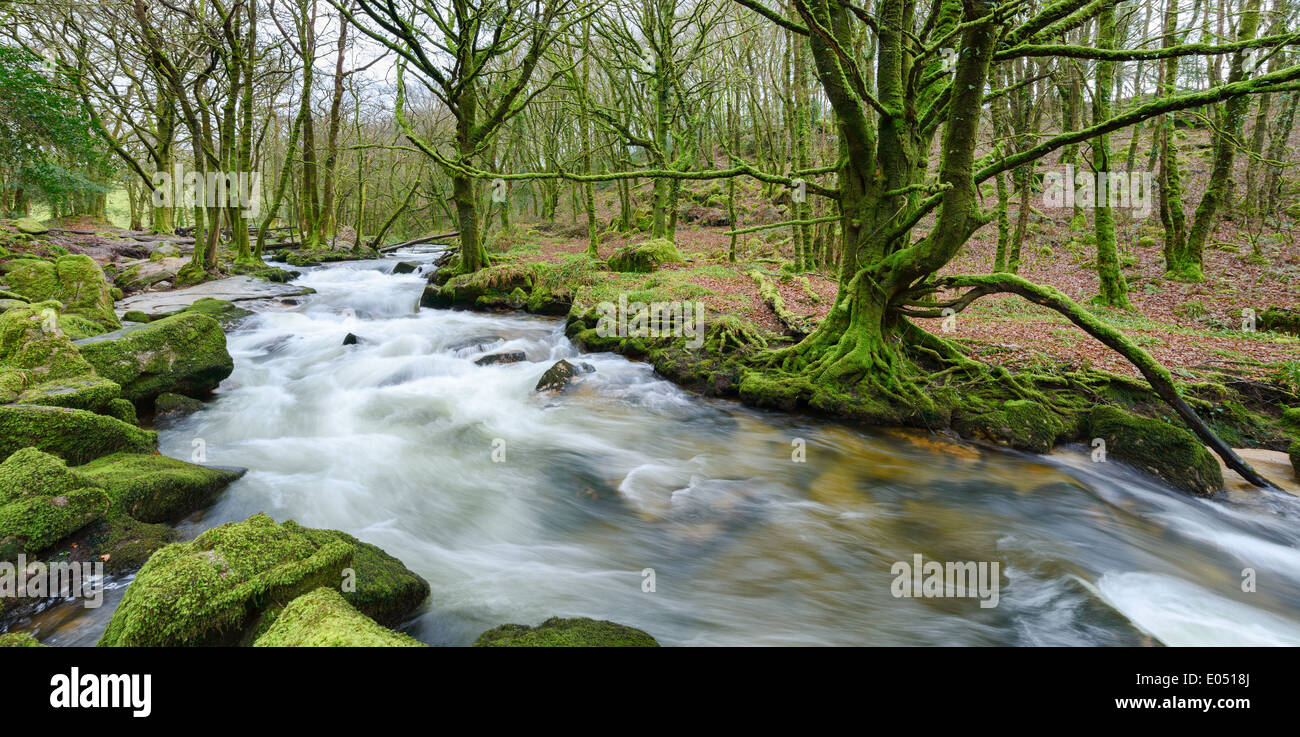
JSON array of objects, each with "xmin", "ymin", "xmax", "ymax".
[{"xmin": 21, "ymin": 248, "xmax": 1300, "ymax": 646}]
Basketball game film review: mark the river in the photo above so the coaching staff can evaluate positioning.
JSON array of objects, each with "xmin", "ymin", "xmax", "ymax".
[{"xmin": 21, "ymin": 247, "xmax": 1300, "ymax": 646}]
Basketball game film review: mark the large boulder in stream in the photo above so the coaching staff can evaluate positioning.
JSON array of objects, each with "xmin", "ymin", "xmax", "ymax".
[
  {"xmin": 99, "ymin": 513, "xmax": 429, "ymax": 646},
  {"xmin": 0, "ymin": 448, "xmax": 111, "ymax": 559},
  {"xmin": 1085, "ymin": 405, "xmax": 1223, "ymax": 496},
  {"xmin": 75, "ymin": 312, "xmax": 233, "ymax": 402},
  {"xmin": 473, "ymin": 617, "xmax": 659, "ymax": 647},
  {"xmin": 74, "ymin": 452, "xmax": 245, "ymax": 523},
  {"xmin": 253, "ymin": 587, "xmax": 425, "ymax": 647},
  {"xmin": 534, "ymin": 359, "xmax": 579, "ymax": 393},
  {"xmin": 0, "ymin": 404, "xmax": 157, "ymax": 465}
]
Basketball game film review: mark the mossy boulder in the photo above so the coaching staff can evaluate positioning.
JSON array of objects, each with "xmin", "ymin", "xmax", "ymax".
[
  {"xmin": 1086, "ymin": 405, "xmax": 1224, "ymax": 496},
  {"xmin": 0, "ymin": 632, "xmax": 44, "ymax": 646},
  {"xmin": 75, "ymin": 312, "xmax": 233, "ymax": 402},
  {"xmin": 13, "ymin": 217, "xmax": 48, "ymax": 235},
  {"xmin": 173, "ymin": 297, "xmax": 252, "ymax": 329},
  {"xmin": 607, "ymin": 239, "xmax": 685, "ymax": 273},
  {"xmin": 66, "ymin": 514, "xmax": 178, "ymax": 575},
  {"xmin": 0, "ymin": 404, "xmax": 156, "ymax": 464},
  {"xmin": 952, "ymin": 399, "xmax": 1074, "ymax": 454},
  {"xmin": 0, "ymin": 255, "xmax": 119, "ymax": 337},
  {"xmin": 75, "ymin": 452, "xmax": 245, "ymax": 523},
  {"xmin": 473, "ymin": 616, "xmax": 659, "ymax": 647},
  {"xmin": 1289, "ymin": 440, "xmax": 1299, "ymax": 479},
  {"xmin": 1281, "ymin": 407, "xmax": 1300, "ymax": 435},
  {"xmin": 153, "ymin": 391, "xmax": 204, "ymax": 419},
  {"xmin": 98, "ymin": 513, "xmax": 356, "ymax": 647},
  {"xmin": 252, "ymin": 587, "xmax": 425, "ymax": 648},
  {"xmin": 105, "ymin": 398, "xmax": 137, "ymax": 424},
  {"xmin": 122, "ymin": 310, "xmax": 152, "ymax": 324},
  {"xmin": 0, "ymin": 302, "xmax": 121, "ymax": 411},
  {"xmin": 0, "ymin": 448, "xmax": 111, "ymax": 558},
  {"xmin": 280, "ymin": 522, "xmax": 430, "ymax": 627}
]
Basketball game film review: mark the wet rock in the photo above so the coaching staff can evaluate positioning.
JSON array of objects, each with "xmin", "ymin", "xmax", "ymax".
[
  {"xmin": 0, "ymin": 448, "xmax": 111, "ymax": 558},
  {"xmin": 473, "ymin": 617, "xmax": 659, "ymax": 647},
  {"xmin": 0, "ymin": 404, "xmax": 157, "ymax": 465},
  {"xmin": 392, "ymin": 261, "xmax": 419, "ymax": 274},
  {"xmin": 1085, "ymin": 405, "xmax": 1223, "ymax": 496},
  {"xmin": 577, "ymin": 362, "xmax": 596, "ymax": 373},
  {"xmin": 115, "ymin": 275, "xmax": 314, "ymax": 316},
  {"xmin": 446, "ymin": 335, "xmax": 504, "ymax": 354},
  {"xmin": 152, "ymin": 390, "xmax": 204, "ymax": 419},
  {"xmin": 475, "ymin": 351, "xmax": 526, "ymax": 366},
  {"xmin": 75, "ymin": 312, "xmax": 233, "ymax": 402},
  {"xmin": 253, "ymin": 587, "xmax": 425, "ymax": 647},
  {"xmin": 342, "ymin": 332, "xmax": 361, "ymax": 346},
  {"xmin": 74, "ymin": 452, "xmax": 244, "ymax": 523},
  {"xmin": 534, "ymin": 359, "xmax": 579, "ymax": 392},
  {"xmin": 98, "ymin": 513, "xmax": 428, "ymax": 647}
]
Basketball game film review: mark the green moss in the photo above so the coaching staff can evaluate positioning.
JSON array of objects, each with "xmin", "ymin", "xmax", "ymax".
[
  {"xmin": 75, "ymin": 452, "xmax": 243, "ymax": 523},
  {"xmin": 153, "ymin": 391, "xmax": 203, "ymax": 418},
  {"xmin": 607, "ymin": 239, "xmax": 685, "ymax": 273},
  {"xmin": 252, "ymin": 587, "xmax": 425, "ymax": 647},
  {"xmin": 104, "ymin": 398, "xmax": 137, "ymax": 424},
  {"xmin": 1282, "ymin": 407, "xmax": 1300, "ymax": 435},
  {"xmin": 75, "ymin": 312, "xmax": 233, "ymax": 402},
  {"xmin": 1086, "ymin": 405, "xmax": 1224, "ymax": 496},
  {"xmin": 122, "ymin": 310, "xmax": 152, "ymax": 323},
  {"xmin": 0, "ymin": 446, "xmax": 98, "ymax": 504},
  {"xmin": 98, "ymin": 513, "xmax": 355, "ymax": 647},
  {"xmin": 0, "ymin": 404, "xmax": 156, "ymax": 465},
  {"xmin": 0, "ymin": 256, "xmax": 120, "ymax": 336},
  {"xmin": 0, "ymin": 485, "xmax": 110, "ymax": 558},
  {"xmin": 953, "ymin": 399, "xmax": 1075, "ymax": 454},
  {"xmin": 1289, "ymin": 440, "xmax": 1299, "ymax": 479},
  {"xmin": 472, "ymin": 617, "xmax": 659, "ymax": 647},
  {"xmin": 282, "ymin": 522, "xmax": 429, "ymax": 627},
  {"xmin": 71, "ymin": 514, "xmax": 178, "ymax": 574},
  {"xmin": 0, "ymin": 632, "xmax": 44, "ymax": 647},
  {"xmin": 174, "ymin": 297, "xmax": 253, "ymax": 329}
]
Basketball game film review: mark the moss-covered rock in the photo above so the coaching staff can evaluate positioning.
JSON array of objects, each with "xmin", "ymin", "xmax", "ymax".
[
  {"xmin": 252, "ymin": 587, "xmax": 425, "ymax": 647},
  {"xmin": 105, "ymin": 398, "xmax": 137, "ymax": 424},
  {"xmin": 1086, "ymin": 405, "xmax": 1224, "ymax": 496},
  {"xmin": 952, "ymin": 399, "xmax": 1075, "ymax": 454},
  {"xmin": 122, "ymin": 310, "xmax": 152, "ymax": 324},
  {"xmin": 67, "ymin": 514, "xmax": 179, "ymax": 574},
  {"xmin": 534, "ymin": 359, "xmax": 579, "ymax": 393},
  {"xmin": 0, "ymin": 302, "xmax": 121, "ymax": 411},
  {"xmin": 1259, "ymin": 306, "xmax": 1300, "ymax": 336},
  {"xmin": 173, "ymin": 297, "xmax": 253, "ymax": 329},
  {"xmin": 0, "ymin": 632, "xmax": 44, "ymax": 646},
  {"xmin": 0, "ymin": 255, "xmax": 119, "ymax": 336},
  {"xmin": 98, "ymin": 513, "xmax": 355, "ymax": 647},
  {"xmin": 0, "ymin": 404, "xmax": 156, "ymax": 464},
  {"xmin": 75, "ymin": 312, "xmax": 233, "ymax": 402},
  {"xmin": 74, "ymin": 452, "xmax": 244, "ymax": 523},
  {"xmin": 607, "ymin": 239, "xmax": 685, "ymax": 273},
  {"xmin": 473, "ymin": 616, "xmax": 659, "ymax": 647},
  {"xmin": 153, "ymin": 391, "xmax": 204, "ymax": 419},
  {"xmin": 13, "ymin": 217, "xmax": 48, "ymax": 235},
  {"xmin": 0, "ymin": 449, "xmax": 111, "ymax": 558},
  {"xmin": 1289, "ymin": 440, "xmax": 1299, "ymax": 479},
  {"xmin": 280, "ymin": 522, "xmax": 429, "ymax": 627}
]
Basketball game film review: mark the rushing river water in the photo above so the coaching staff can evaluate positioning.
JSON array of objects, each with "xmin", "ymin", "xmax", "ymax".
[{"xmin": 19, "ymin": 247, "xmax": 1300, "ymax": 646}]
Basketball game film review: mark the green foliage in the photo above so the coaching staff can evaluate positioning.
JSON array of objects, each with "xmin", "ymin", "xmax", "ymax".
[{"xmin": 0, "ymin": 46, "xmax": 110, "ymax": 214}]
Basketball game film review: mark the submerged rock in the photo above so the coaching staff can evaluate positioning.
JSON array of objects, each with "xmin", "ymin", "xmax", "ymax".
[
  {"xmin": 253, "ymin": 587, "xmax": 425, "ymax": 647},
  {"xmin": 472, "ymin": 617, "xmax": 659, "ymax": 647},
  {"xmin": 534, "ymin": 359, "xmax": 579, "ymax": 393},
  {"xmin": 0, "ymin": 404, "xmax": 156, "ymax": 465},
  {"xmin": 75, "ymin": 312, "xmax": 233, "ymax": 402},
  {"xmin": 99, "ymin": 513, "xmax": 428, "ymax": 647},
  {"xmin": 392, "ymin": 261, "xmax": 419, "ymax": 275},
  {"xmin": 475, "ymin": 351, "xmax": 525, "ymax": 366},
  {"xmin": 0, "ymin": 448, "xmax": 111, "ymax": 558},
  {"xmin": 342, "ymin": 332, "xmax": 361, "ymax": 346},
  {"xmin": 75, "ymin": 452, "xmax": 245, "ymax": 523},
  {"xmin": 1086, "ymin": 405, "xmax": 1223, "ymax": 496}
]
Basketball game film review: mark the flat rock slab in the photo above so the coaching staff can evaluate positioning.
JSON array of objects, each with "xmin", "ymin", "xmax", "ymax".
[
  {"xmin": 115, "ymin": 276, "xmax": 315, "ymax": 316},
  {"xmin": 1219, "ymin": 448, "xmax": 1300, "ymax": 497}
]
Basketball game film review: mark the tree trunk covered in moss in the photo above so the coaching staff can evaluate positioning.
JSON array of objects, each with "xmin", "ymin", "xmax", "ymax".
[
  {"xmin": 1182, "ymin": 0, "xmax": 1262, "ymax": 277},
  {"xmin": 1158, "ymin": 0, "xmax": 1190, "ymax": 278},
  {"xmin": 1090, "ymin": 0, "xmax": 1130, "ymax": 309}
]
